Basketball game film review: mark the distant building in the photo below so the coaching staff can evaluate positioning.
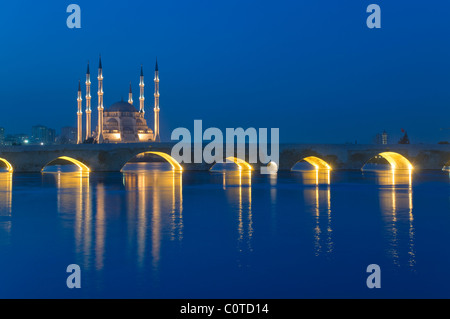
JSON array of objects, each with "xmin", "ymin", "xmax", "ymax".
[
  {"xmin": 76, "ymin": 56, "xmax": 160, "ymax": 144},
  {"xmin": 0, "ymin": 127, "xmax": 4, "ymax": 145},
  {"xmin": 374, "ymin": 130, "xmax": 388, "ymax": 145},
  {"xmin": 382, "ymin": 130, "xmax": 388, "ymax": 145},
  {"xmin": 4, "ymin": 134, "xmax": 29, "ymax": 146},
  {"xmin": 399, "ymin": 131, "xmax": 410, "ymax": 144},
  {"xmin": 31, "ymin": 125, "xmax": 55, "ymax": 145},
  {"xmin": 59, "ymin": 126, "xmax": 77, "ymax": 144}
]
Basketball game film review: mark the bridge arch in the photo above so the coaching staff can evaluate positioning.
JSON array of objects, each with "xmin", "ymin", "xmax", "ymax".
[
  {"xmin": 0, "ymin": 158, "xmax": 13, "ymax": 172},
  {"xmin": 363, "ymin": 152, "xmax": 413, "ymax": 171},
  {"xmin": 122, "ymin": 151, "xmax": 183, "ymax": 171},
  {"xmin": 42, "ymin": 156, "xmax": 90, "ymax": 172},
  {"xmin": 291, "ymin": 156, "xmax": 332, "ymax": 171},
  {"xmin": 443, "ymin": 160, "xmax": 450, "ymax": 172},
  {"xmin": 224, "ymin": 157, "xmax": 253, "ymax": 171}
]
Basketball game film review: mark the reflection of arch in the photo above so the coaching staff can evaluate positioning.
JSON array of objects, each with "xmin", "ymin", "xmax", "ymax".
[
  {"xmin": 378, "ymin": 176, "xmax": 415, "ymax": 268},
  {"xmin": 367, "ymin": 170, "xmax": 412, "ymax": 186},
  {"xmin": 295, "ymin": 170, "xmax": 331, "ymax": 186},
  {"xmin": 0, "ymin": 172, "xmax": 13, "ymax": 215},
  {"xmin": 303, "ymin": 184, "xmax": 333, "ymax": 256},
  {"xmin": 42, "ymin": 156, "xmax": 90, "ymax": 172},
  {"xmin": 0, "ymin": 158, "xmax": 13, "ymax": 172},
  {"xmin": 364, "ymin": 152, "xmax": 413, "ymax": 170},
  {"xmin": 292, "ymin": 156, "xmax": 331, "ymax": 170},
  {"xmin": 124, "ymin": 152, "xmax": 183, "ymax": 171},
  {"xmin": 225, "ymin": 157, "xmax": 253, "ymax": 171},
  {"xmin": 123, "ymin": 169, "xmax": 184, "ymax": 269}
]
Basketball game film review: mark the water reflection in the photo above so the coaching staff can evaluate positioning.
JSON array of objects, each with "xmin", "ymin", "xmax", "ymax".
[
  {"xmin": 294, "ymin": 169, "xmax": 331, "ymax": 186},
  {"xmin": 123, "ymin": 163, "xmax": 183, "ymax": 271},
  {"xmin": 303, "ymin": 184, "xmax": 333, "ymax": 257},
  {"xmin": 0, "ymin": 172, "xmax": 12, "ymax": 216},
  {"xmin": 42, "ymin": 162, "xmax": 184, "ymax": 274},
  {"xmin": 42, "ymin": 170, "xmax": 97, "ymax": 269},
  {"xmin": 223, "ymin": 171, "xmax": 253, "ymax": 260},
  {"xmin": 375, "ymin": 171, "xmax": 415, "ymax": 269},
  {"xmin": 0, "ymin": 172, "xmax": 12, "ymax": 246},
  {"xmin": 294, "ymin": 170, "xmax": 333, "ymax": 256}
]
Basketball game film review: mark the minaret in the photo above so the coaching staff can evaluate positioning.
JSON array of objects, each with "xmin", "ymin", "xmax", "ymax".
[
  {"xmin": 77, "ymin": 80, "xmax": 83, "ymax": 144},
  {"xmin": 139, "ymin": 65, "xmax": 145, "ymax": 115},
  {"xmin": 154, "ymin": 58, "xmax": 160, "ymax": 142},
  {"xmin": 128, "ymin": 81, "xmax": 133, "ymax": 105},
  {"xmin": 85, "ymin": 62, "xmax": 92, "ymax": 140},
  {"xmin": 97, "ymin": 55, "xmax": 104, "ymax": 143}
]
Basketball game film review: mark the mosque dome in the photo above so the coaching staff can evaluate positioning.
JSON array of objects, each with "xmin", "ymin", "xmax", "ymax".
[{"xmin": 108, "ymin": 101, "xmax": 138, "ymax": 113}]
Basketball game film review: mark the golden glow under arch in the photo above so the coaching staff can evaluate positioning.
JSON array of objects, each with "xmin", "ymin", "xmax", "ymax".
[
  {"xmin": 126, "ymin": 152, "xmax": 183, "ymax": 171},
  {"xmin": 0, "ymin": 158, "xmax": 13, "ymax": 172},
  {"xmin": 443, "ymin": 160, "xmax": 450, "ymax": 172},
  {"xmin": 225, "ymin": 157, "xmax": 253, "ymax": 171},
  {"xmin": 42, "ymin": 156, "xmax": 90, "ymax": 172},
  {"xmin": 292, "ymin": 156, "xmax": 332, "ymax": 170},
  {"xmin": 373, "ymin": 152, "xmax": 413, "ymax": 170}
]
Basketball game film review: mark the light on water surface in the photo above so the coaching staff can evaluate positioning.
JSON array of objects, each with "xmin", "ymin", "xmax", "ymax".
[{"xmin": 1, "ymin": 163, "xmax": 450, "ymax": 298}]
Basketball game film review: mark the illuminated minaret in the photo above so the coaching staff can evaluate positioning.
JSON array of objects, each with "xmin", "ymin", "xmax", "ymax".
[
  {"xmin": 97, "ymin": 55, "xmax": 104, "ymax": 143},
  {"xmin": 77, "ymin": 80, "xmax": 83, "ymax": 144},
  {"xmin": 85, "ymin": 62, "xmax": 92, "ymax": 139},
  {"xmin": 139, "ymin": 65, "xmax": 144, "ymax": 114},
  {"xmin": 128, "ymin": 81, "xmax": 133, "ymax": 105},
  {"xmin": 154, "ymin": 58, "xmax": 160, "ymax": 142}
]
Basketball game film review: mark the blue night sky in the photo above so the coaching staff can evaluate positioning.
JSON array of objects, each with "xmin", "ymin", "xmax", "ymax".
[{"xmin": 0, "ymin": 0, "xmax": 449, "ymax": 143}]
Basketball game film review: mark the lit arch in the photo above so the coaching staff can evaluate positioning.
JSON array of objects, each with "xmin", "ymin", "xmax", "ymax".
[
  {"xmin": 0, "ymin": 158, "xmax": 13, "ymax": 172},
  {"xmin": 225, "ymin": 157, "xmax": 253, "ymax": 171},
  {"xmin": 369, "ymin": 152, "xmax": 413, "ymax": 170},
  {"xmin": 125, "ymin": 151, "xmax": 183, "ymax": 171},
  {"xmin": 42, "ymin": 156, "xmax": 90, "ymax": 172},
  {"xmin": 443, "ymin": 160, "xmax": 450, "ymax": 172},
  {"xmin": 291, "ymin": 156, "xmax": 332, "ymax": 170}
]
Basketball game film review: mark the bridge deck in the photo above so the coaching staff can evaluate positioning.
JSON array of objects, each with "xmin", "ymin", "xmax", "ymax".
[{"xmin": 0, "ymin": 143, "xmax": 448, "ymax": 172}]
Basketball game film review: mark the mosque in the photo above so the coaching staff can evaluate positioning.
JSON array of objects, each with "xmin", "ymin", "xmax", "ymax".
[{"xmin": 76, "ymin": 56, "xmax": 160, "ymax": 144}]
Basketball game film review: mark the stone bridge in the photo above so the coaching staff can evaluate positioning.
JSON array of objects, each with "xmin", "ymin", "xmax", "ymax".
[{"xmin": 0, "ymin": 142, "xmax": 449, "ymax": 172}]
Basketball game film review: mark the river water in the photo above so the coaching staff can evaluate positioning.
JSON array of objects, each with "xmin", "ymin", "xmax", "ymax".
[{"xmin": 0, "ymin": 163, "xmax": 449, "ymax": 298}]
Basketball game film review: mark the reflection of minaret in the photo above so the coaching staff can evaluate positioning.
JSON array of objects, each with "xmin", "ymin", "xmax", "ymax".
[
  {"xmin": 97, "ymin": 55, "xmax": 104, "ymax": 143},
  {"xmin": 154, "ymin": 58, "xmax": 160, "ymax": 142},
  {"xmin": 378, "ymin": 171, "xmax": 415, "ymax": 269},
  {"xmin": 77, "ymin": 80, "xmax": 83, "ymax": 144},
  {"xmin": 85, "ymin": 62, "xmax": 92, "ymax": 139}
]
